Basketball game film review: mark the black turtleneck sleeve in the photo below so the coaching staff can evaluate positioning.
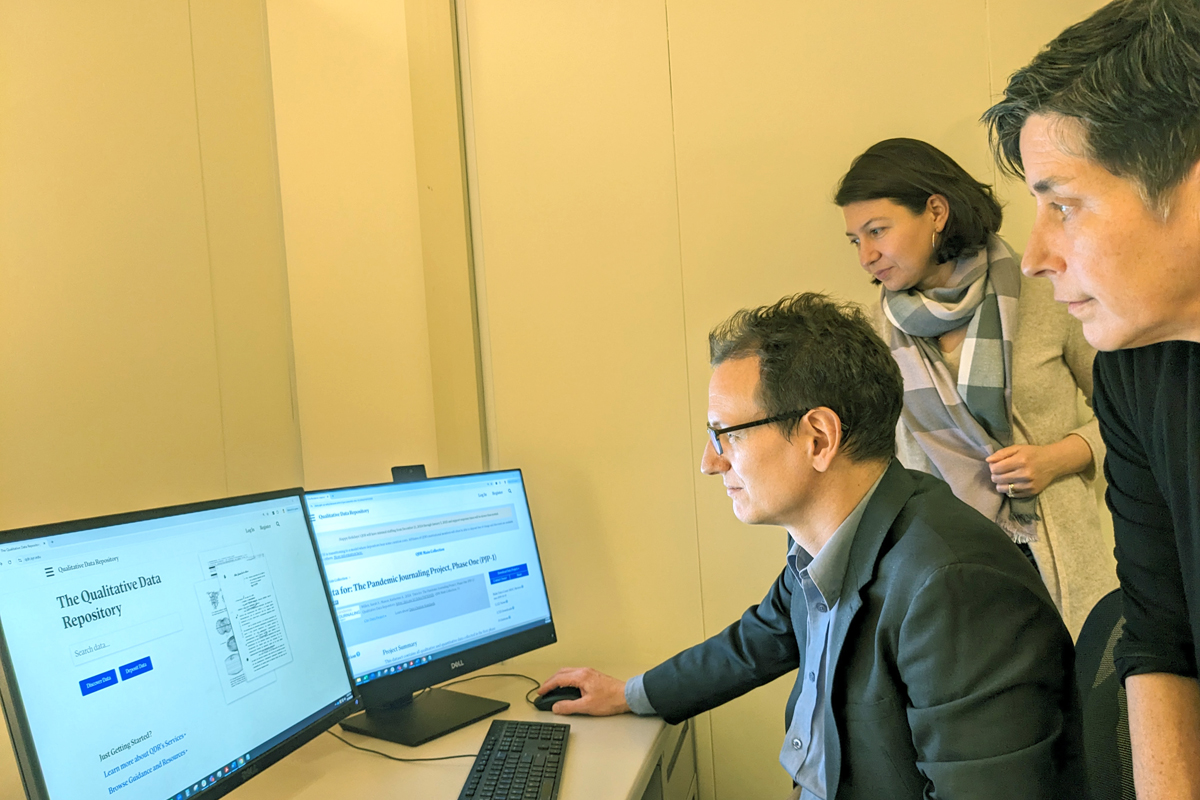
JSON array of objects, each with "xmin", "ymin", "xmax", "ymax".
[{"xmin": 1095, "ymin": 342, "xmax": 1200, "ymax": 681}]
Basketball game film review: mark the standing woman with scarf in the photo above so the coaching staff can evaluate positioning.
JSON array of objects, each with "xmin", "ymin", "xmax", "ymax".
[{"xmin": 835, "ymin": 138, "xmax": 1116, "ymax": 638}]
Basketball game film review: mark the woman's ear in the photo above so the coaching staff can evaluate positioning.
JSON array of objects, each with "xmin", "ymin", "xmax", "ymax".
[{"xmin": 927, "ymin": 194, "xmax": 950, "ymax": 232}]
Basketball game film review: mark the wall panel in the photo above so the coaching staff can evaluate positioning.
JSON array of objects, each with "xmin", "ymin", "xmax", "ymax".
[
  {"xmin": 265, "ymin": 0, "xmax": 440, "ymax": 491},
  {"xmin": 460, "ymin": 0, "xmax": 707, "ymax": 669},
  {"xmin": 0, "ymin": 1, "xmax": 303, "ymax": 530},
  {"xmin": 191, "ymin": 0, "xmax": 306, "ymax": 495},
  {"xmin": 406, "ymin": 0, "xmax": 490, "ymax": 478},
  {"xmin": 0, "ymin": 2, "xmax": 228, "ymax": 527}
]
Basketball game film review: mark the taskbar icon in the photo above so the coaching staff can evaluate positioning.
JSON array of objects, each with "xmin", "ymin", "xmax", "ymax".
[
  {"xmin": 354, "ymin": 655, "xmax": 437, "ymax": 685},
  {"xmin": 175, "ymin": 755, "xmax": 249, "ymax": 800}
]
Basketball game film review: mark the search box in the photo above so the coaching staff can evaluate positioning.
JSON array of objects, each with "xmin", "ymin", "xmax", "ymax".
[{"xmin": 70, "ymin": 613, "xmax": 183, "ymax": 667}]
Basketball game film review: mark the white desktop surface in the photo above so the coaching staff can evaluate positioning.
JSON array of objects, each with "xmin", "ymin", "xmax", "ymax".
[{"xmin": 0, "ymin": 665, "xmax": 674, "ymax": 800}]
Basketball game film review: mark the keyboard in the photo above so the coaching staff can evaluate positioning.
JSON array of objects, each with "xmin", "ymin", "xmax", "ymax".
[{"xmin": 457, "ymin": 719, "xmax": 570, "ymax": 800}]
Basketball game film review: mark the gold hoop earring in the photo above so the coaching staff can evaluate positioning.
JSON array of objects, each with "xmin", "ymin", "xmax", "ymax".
[{"xmin": 931, "ymin": 231, "xmax": 938, "ymax": 249}]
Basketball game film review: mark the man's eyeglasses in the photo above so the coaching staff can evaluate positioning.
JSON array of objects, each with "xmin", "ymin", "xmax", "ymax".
[{"xmin": 706, "ymin": 410, "xmax": 810, "ymax": 456}]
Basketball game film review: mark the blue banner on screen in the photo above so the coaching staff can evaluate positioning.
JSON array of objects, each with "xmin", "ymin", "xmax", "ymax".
[
  {"xmin": 307, "ymin": 471, "xmax": 553, "ymax": 682},
  {"xmin": 488, "ymin": 564, "xmax": 529, "ymax": 584}
]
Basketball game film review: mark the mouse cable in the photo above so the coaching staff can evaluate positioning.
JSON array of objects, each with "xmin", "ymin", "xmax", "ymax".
[
  {"xmin": 325, "ymin": 730, "xmax": 477, "ymax": 762},
  {"xmin": 439, "ymin": 672, "xmax": 542, "ymax": 706}
]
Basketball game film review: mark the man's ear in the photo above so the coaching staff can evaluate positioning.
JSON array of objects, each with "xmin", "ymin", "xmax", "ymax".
[{"xmin": 805, "ymin": 407, "xmax": 846, "ymax": 473}]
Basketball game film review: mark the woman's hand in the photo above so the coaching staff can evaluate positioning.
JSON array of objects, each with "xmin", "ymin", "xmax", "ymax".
[{"xmin": 985, "ymin": 434, "xmax": 1093, "ymax": 498}]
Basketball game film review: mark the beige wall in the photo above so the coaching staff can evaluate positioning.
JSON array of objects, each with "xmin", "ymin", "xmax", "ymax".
[
  {"xmin": 405, "ymin": 0, "xmax": 491, "ymax": 478},
  {"xmin": 264, "ymin": 0, "xmax": 442, "ymax": 491},
  {"xmin": 455, "ymin": 1, "xmax": 1108, "ymax": 798},
  {"xmin": 0, "ymin": 0, "xmax": 302, "ymax": 530}
]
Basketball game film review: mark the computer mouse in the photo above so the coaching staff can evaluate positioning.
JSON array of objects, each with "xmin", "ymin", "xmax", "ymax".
[{"xmin": 533, "ymin": 686, "xmax": 582, "ymax": 712}]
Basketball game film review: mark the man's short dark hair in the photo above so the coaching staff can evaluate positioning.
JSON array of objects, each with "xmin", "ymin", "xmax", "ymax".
[
  {"xmin": 834, "ymin": 138, "xmax": 1003, "ymax": 264},
  {"xmin": 709, "ymin": 293, "xmax": 901, "ymax": 463},
  {"xmin": 982, "ymin": 0, "xmax": 1200, "ymax": 214}
]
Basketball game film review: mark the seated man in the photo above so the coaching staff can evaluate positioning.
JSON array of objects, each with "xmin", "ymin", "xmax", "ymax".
[{"xmin": 538, "ymin": 293, "xmax": 1085, "ymax": 799}]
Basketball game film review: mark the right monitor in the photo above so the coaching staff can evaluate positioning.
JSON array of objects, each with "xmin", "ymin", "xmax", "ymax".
[{"xmin": 305, "ymin": 469, "xmax": 557, "ymax": 746}]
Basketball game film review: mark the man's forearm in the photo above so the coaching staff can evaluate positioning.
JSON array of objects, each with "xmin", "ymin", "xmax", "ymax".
[{"xmin": 1128, "ymin": 672, "xmax": 1200, "ymax": 799}]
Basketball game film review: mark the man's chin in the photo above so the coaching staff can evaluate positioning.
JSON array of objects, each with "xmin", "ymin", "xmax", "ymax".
[{"xmin": 730, "ymin": 503, "xmax": 757, "ymax": 526}]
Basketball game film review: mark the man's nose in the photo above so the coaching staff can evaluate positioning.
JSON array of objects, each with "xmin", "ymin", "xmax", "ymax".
[
  {"xmin": 700, "ymin": 438, "xmax": 728, "ymax": 475},
  {"xmin": 1021, "ymin": 211, "xmax": 1064, "ymax": 278}
]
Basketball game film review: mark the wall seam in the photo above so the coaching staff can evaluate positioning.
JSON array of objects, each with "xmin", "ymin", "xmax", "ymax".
[
  {"xmin": 662, "ymin": 0, "xmax": 706, "ymax": 645},
  {"xmin": 257, "ymin": 0, "xmax": 307, "ymax": 490},
  {"xmin": 448, "ymin": 0, "xmax": 492, "ymax": 472},
  {"xmin": 662, "ymin": 2, "xmax": 717, "ymax": 799},
  {"xmin": 453, "ymin": 0, "xmax": 498, "ymax": 470},
  {"xmin": 186, "ymin": 0, "xmax": 230, "ymax": 497},
  {"xmin": 984, "ymin": 0, "xmax": 999, "ymax": 189}
]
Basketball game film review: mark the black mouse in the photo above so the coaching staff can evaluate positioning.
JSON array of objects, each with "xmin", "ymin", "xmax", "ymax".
[{"xmin": 533, "ymin": 686, "xmax": 582, "ymax": 712}]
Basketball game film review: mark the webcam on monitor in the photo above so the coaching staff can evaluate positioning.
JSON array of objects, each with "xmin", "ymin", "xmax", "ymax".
[{"xmin": 390, "ymin": 464, "xmax": 427, "ymax": 484}]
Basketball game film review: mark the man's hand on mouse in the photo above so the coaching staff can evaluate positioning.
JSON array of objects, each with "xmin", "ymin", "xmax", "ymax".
[{"xmin": 537, "ymin": 667, "xmax": 631, "ymax": 716}]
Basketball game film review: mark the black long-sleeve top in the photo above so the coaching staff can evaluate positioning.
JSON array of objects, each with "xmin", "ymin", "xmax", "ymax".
[{"xmin": 1095, "ymin": 342, "xmax": 1200, "ymax": 681}]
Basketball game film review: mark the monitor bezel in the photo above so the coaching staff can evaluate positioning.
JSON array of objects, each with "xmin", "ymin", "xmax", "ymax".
[
  {"xmin": 303, "ymin": 468, "xmax": 558, "ymax": 710},
  {"xmin": 0, "ymin": 488, "xmax": 359, "ymax": 800}
]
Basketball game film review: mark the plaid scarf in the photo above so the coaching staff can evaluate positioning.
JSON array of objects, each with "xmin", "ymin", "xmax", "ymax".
[{"xmin": 882, "ymin": 234, "xmax": 1037, "ymax": 543}]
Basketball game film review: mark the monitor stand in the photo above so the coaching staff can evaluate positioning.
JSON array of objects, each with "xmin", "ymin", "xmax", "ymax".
[{"xmin": 339, "ymin": 688, "xmax": 509, "ymax": 747}]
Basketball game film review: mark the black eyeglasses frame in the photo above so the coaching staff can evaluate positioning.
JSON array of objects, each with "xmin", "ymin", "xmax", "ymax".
[{"xmin": 706, "ymin": 410, "xmax": 811, "ymax": 456}]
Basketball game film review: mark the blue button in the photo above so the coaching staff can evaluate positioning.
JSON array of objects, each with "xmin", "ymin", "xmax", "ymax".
[
  {"xmin": 119, "ymin": 656, "xmax": 153, "ymax": 681},
  {"xmin": 80, "ymin": 670, "xmax": 118, "ymax": 696},
  {"xmin": 488, "ymin": 564, "xmax": 530, "ymax": 584}
]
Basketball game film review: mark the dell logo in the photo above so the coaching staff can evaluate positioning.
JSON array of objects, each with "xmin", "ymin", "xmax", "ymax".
[{"xmin": 450, "ymin": 660, "xmax": 465, "ymax": 670}]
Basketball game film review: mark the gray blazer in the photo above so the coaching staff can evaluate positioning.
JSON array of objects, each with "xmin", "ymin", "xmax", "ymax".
[{"xmin": 642, "ymin": 461, "xmax": 1086, "ymax": 799}]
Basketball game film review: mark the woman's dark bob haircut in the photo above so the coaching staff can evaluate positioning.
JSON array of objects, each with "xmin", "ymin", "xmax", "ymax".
[{"xmin": 835, "ymin": 138, "xmax": 1003, "ymax": 264}]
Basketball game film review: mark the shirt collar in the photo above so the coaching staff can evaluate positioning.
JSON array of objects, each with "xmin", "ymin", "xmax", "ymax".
[{"xmin": 789, "ymin": 469, "xmax": 887, "ymax": 604}]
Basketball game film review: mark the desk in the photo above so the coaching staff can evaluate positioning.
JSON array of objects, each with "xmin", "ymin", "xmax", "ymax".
[{"xmin": 0, "ymin": 668, "xmax": 696, "ymax": 800}]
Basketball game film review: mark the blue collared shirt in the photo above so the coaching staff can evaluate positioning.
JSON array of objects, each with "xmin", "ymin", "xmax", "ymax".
[{"xmin": 626, "ymin": 472, "xmax": 885, "ymax": 800}]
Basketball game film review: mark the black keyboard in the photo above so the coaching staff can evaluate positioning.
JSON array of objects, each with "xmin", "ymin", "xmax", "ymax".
[{"xmin": 457, "ymin": 719, "xmax": 570, "ymax": 800}]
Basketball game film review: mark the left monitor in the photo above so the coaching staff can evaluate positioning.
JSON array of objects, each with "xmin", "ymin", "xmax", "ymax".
[{"xmin": 0, "ymin": 489, "xmax": 356, "ymax": 800}]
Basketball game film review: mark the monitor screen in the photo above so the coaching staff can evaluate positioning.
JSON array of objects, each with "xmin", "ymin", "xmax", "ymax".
[
  {"xmin": 0, "ymin": 490, "xmax": 356, "ymax": 800},
  {"xmin": 304, "ymin": 470, "xmax": 555, "ymax": 728}
]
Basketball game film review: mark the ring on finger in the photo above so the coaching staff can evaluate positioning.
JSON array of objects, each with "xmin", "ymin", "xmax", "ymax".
[{"xmin": 1006, "ymin": 484, "xmax": 1017, "ymax": 498}]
